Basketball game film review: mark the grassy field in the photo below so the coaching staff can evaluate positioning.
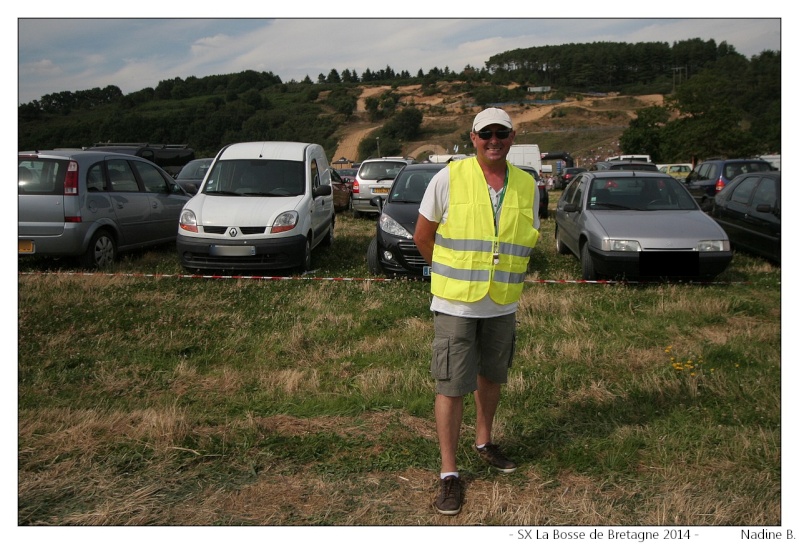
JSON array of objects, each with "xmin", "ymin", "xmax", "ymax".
[{"xmin": 17, "ymin": 202, "xmax": 781, "ymax": 527}]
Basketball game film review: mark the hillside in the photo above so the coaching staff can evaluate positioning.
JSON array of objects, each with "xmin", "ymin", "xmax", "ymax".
[{"xmin": 331, "ymin": 83, "xmax": 665, "ymax": 167}]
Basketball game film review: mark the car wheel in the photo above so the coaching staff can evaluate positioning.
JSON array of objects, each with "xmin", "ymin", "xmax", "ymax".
[
  {"xmin": 555, "ymin": 226, "xmax": 570, "ymax": 255},
  {"xmin": 367, "ymin": 237, "xmax": 383, "ymax": 275},
  {"xmin": 81, "ymin": 229, "xmax": 116, "ymax": 269},
  {"xmin": 580, "ymin": 243, "xmax": 596, "ymax": 281}
]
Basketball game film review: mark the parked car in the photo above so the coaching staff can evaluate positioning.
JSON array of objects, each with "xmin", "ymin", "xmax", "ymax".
[
  {"xmin": 18, "ymin": 150, "xmax": 191, "ymax": 268},
  {"xmin": 330, "ymin": 168, "xmax": 352, "ymax": 212},
  {"xmin": 658, "ymin": 163, "xmax": 692, "ymax": 180},
  {"xmin": 554, "ymin": 171, "xmax": 732, "ymax": 281},
  {"xmin": 684, "ymin": 158, "xmax": 774, "ymax": 211},
  {"xmin": 367, "ymin": 163, "xmax": 446, "ymax": 277},
  {"xmin": 337, "ymin": 167, "xmax": 358, "ymax": 185},
  {"xmin": 176, "ymin": 141, "xmax": 334, "ymax": 273},
  {"xmin": 88, "ymin": 143, "xmax": 195, "ymax": 177},
  {"xmin": 555, "ymin": 167, "xmax": 586, "ymax": 190},
  {"xmin": 515, "ymin": 164, "xmax": 549, "ymax": 219},
  {"xmin": 352, "ymin": 157, "xmax": 414, "ymax": 216},
  {"xmin": 710, "ymin": 171, "xmax": 780, "ymax": 264},
  {"xmin": 175, "ymin": 158, "xmax": 213, "ymax": 195},
  {"xmin": 590, "ymin": 161, "xmax": 659, "ymax": 172}
]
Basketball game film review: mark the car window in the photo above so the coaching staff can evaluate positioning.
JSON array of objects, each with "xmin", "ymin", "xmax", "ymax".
[
  {"xmin": 359, "ymin": 161, "xmax": 406, "ymax": 181},
  {"xmin": 730, "ymin": 176, "xmax": 759, "ymax": 205},
  {"xmin": 588, "ymin": 176, "xmax": 696, "ymax": 210},
  {"xmin": 135, "ymin": 161, "xmax": 170, "ymax": 193},
  {"xmin": 18, "ymin": 157, "xmax": 67, "ymax": 195},
  {"xmin": 562, "ymin": 174, "xmax": 581, "ymax": 203},
  {"xmin": 107, "ymin": 159, "xmax": 141, "ymax": 192},
  {"xmin": 86, "ymin": 163, "xmax": 107, "ymax": 192},
  {"xmin": 752, "ymin": 177, "xmax": 778, "ymax": 209},
  {"xmin": 390, "ymin": 171, "xmax": 435, "ymax": 202}
]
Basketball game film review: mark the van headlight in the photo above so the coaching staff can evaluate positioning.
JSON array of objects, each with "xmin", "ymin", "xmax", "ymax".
[
  {"xmin": 272, "ymin": 211, "xmax": 299, "ymax": 233},
  {"xmin": 379, "ymin": 213, "xmax": 412, "ymax": 239},
  {"xmin": 179, "ymin": 209, "xmax": 198, "ymax": 233}
]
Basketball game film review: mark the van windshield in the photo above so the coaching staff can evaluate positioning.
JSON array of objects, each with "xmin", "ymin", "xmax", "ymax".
[{"xmin": 202, "ymin": 159, "xmax": 304, "ymax": 196}]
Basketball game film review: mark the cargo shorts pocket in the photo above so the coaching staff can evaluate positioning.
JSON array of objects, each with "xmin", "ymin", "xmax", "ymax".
[{"xmin": 431, "ymin": 337, "xmax": 450, "ymax": 380}]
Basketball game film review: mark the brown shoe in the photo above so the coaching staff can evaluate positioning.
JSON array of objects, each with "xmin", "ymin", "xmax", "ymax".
[
  {"xmin": 474, "ymin": 442, "xmax": 517, "ymax": 473},
  {"xmin": 434, "ymin": 475, "xmax": 463, "ymax": 515}
]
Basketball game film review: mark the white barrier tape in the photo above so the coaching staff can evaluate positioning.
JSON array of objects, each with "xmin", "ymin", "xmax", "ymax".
[{"xmin": 18, "ymin": 271, "xmax": 745, "ymax": 285}]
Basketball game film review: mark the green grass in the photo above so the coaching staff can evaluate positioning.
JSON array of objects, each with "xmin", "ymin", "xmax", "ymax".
[{"xmin": 17, "ymin": 207, "xmax": 781, "ymax": 526}]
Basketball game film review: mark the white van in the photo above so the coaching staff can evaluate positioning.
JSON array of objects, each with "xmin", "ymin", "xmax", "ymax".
[
  {"xmin": 177, "ymin": 141, "xmax": 334, "ymax": 273},
  {"xmin": 506, "ymin": 144, "xmax": 542, "ymax": 173}
]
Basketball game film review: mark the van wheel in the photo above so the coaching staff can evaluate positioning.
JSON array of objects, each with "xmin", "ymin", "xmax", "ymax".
[
  {"xmin": 82, "ymin": 229, "xmax": 116, "ymax": 269},
  {"xmin": 298, "ymin": 238, "xmax": 312, "ymax": 273},
  {"xmin": 321, "ymin": 216, "xmax": 334, "ymax": 247}
]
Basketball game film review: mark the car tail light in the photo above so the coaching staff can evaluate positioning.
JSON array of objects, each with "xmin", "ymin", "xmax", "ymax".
[
  {"xmin": 64, "ymin": 160, "xmax": 79, "ymax": 195},
  {"xmin": 353, "ymin": 180, "xmax": 360, "ymax": 194},
  {"xmin": 715, "ymin": 177, "xmax": 725, "ymax": 193},
  {"xmin": 63, "ymin": 160, "xmax": 82, "ymax": 222}
]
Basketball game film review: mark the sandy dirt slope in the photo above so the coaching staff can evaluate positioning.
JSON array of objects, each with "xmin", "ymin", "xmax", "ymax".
[{"xmin": 332, "ymin": 85, "xmax": 664, "ymax": 164}]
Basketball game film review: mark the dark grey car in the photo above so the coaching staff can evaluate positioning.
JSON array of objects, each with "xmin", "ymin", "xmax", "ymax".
[{"xmin": 19, "ymin": 150, "xmax": 190, "ymax": 268}]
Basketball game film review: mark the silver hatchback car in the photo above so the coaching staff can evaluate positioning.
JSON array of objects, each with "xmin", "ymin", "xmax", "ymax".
[{"xmin": 19, "ymin": 149, "xmax": 190, "ymax": 268}]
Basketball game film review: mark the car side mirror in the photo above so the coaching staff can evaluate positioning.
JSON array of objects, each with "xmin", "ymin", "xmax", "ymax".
[
  {"xmin": 370, "ymin": 196, "xmax": 384, "ymax": 212},
  {"xmin": 564, "ymin": 203, "xmax": 579, "ymax": 213}
]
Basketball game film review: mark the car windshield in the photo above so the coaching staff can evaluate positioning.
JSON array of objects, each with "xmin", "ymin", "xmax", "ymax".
[
  {"xmin": 177, "ymin": 159, "xmax": 212, "ymax": 180},
  {"xmin": 587, "ymin": 176, "xmax": 697, "ymax": 211},
  {"xmin": 202, "ymin": 159, "xmax": 304, "ymax": 196},
  {"xmin": 359, "ymin": 161, "xmax": 407, "ymax": 181},
  {"xmin": 389, "ymin": 170, "xmax": 438, "ymax": 203}
]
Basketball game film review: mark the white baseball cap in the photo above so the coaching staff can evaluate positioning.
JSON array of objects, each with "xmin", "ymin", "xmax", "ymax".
[{"xmin": 472, "ymin": 107, "xmax": 513, "ymax": 132}]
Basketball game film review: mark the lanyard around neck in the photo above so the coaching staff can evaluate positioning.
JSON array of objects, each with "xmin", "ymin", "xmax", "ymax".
[{"xmin": 487, "ymin": 168, "xmax": 509, "ymax": 235}]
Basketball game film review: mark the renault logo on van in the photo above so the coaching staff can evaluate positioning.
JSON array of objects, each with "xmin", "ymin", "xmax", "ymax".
[{"xmin": 229, "ymin": 228, "xmax": 238, "ymax": 238}]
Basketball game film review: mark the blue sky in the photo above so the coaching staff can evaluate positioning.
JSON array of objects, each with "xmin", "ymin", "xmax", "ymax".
[{"xmin": 17, "ymin": 17, "xmax": 782, "ymax": 105}]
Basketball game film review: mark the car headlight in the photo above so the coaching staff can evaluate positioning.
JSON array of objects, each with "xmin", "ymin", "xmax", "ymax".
[
  {"xmin": 272, "ymin": 210, "xmax": 299, "ymax": 233},
  {"xmin": 696, "ymin": 240, "xmax": 730, "ymax": 252},
  {"xmin": 179, "ymin": 209, "xmax": 198, "ymax": 233},
  {"xmin": 379, "ymin": 213, "xmax": 412, "ymax": 239},
  {"xmin": 602, "ymin": 239, "xmax": 641, "ymax": 252}
]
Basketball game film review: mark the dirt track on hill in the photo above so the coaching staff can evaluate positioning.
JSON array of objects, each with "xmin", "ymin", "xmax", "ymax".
[{"xmin": 332, "ymin": 85, "xmax": 664, "ymax": 164}]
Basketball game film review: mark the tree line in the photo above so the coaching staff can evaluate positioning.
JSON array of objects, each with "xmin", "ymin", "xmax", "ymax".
[{"xmin": 18, "ymin": 38, "xmax": 780, "ymax": 163}]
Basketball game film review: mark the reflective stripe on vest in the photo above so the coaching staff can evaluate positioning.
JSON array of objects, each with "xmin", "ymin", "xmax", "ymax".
[{"xmin": 431, "ymin": 158, "xmax": 539, "ymax": 304}]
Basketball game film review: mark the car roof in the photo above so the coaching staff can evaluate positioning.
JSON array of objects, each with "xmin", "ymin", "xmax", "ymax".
[
  {"xmin": 400, "ymin": 163, "xmax": 447, "ymax": 171},
  {"xmin": 19, "ymin": 149, "xmax": 149, "ymax": 161},
  {"xmin": 584, "ymin": 170, "xmax": 672, "ymax": 178}
]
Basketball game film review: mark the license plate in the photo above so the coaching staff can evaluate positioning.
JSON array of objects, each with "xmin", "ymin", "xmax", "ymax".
[
  {"xmin": 423, "ymin": 266, "xmax": 431, "ymax": 277},
  {"xmin": 372, "ymin": 187, "xmax": 390, "ymax": 194},
  {"xmin": 19, "ymin": 240, "xmax": 35, "ymax": 254},
  {"xmin": 209, "ymin": 245, "xmax": 256, "ymax": 257}
]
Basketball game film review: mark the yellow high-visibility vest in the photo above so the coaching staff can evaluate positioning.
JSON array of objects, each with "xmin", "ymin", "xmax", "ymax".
[{"xmin": 431, "ymin": 158, "xmax": 539, "ymax": 304}]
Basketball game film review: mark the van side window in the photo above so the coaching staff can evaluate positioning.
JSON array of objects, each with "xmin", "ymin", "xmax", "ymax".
[
  {"xmin": 107, "ymin": 159, "xmax": 140, "ymax": 192},
  {"xmin": 310, "ymin": 159, "xmax": 320, "ymax": 190}
]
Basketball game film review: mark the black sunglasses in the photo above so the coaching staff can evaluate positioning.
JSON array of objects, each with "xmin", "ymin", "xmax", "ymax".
[{"xmin": 475, "ymin": 128, "xmax": 512, "ymax": 140}]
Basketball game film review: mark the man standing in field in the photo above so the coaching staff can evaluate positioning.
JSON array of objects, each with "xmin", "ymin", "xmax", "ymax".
[{"xmin": 414, "ymin": 107, "xmax": 540, "ymax": 515}]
